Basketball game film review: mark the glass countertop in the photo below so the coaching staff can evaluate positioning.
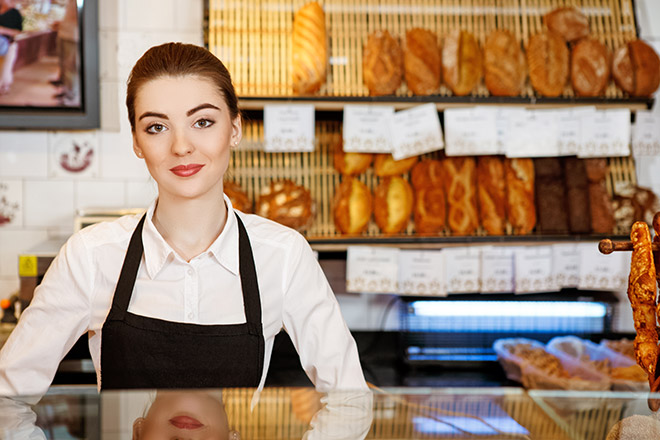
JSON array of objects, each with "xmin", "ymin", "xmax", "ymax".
[{"xmin": 2, "ymin": 386, "xmax": 660, "ymax": 439}]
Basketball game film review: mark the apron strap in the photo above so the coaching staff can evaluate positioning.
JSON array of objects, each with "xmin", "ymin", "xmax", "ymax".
[{"xmin": 235, "ymin": 214, "xmax": 263, "ymax": 336}]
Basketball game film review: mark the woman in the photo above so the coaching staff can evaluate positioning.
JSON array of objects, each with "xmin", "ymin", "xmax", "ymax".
[{"xmin": 0, "ymin": 43, "xmax": 368, "ymax": 399}]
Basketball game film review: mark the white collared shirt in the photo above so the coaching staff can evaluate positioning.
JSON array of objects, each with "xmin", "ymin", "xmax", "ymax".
[{"xmin": 0, "ymin": 196, "xmax": 368, "ymax": 396}]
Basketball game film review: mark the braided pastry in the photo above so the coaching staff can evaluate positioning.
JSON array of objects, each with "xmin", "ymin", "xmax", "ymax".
[
  {"xmin": 411, "ymin": 159, "xmax": 446, "ymax": 234},
  {"xmin": 477, "ymin": 156, "xmax": 507, "ymax": 235},
  {"xmin": 442, "ymin": 157, "xmax": 479, "ymax": 236},
  {"xmin": 505, "ymin": 158, "xmax": 536, "ymax": 235}
]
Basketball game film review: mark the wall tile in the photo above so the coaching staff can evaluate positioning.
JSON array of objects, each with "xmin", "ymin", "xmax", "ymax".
[
  {"xmin": 99, "ymin": 132, "xmax": 149, "ymax": 179},
  {"xmin": 48, "ymin": 131, "xmax": 100, "ymax": 178},
  {"xmin": 175, "ymin": 0, "xmax": 204, "ymax": 32},
  {"xmin": 99, "ymin": 31, "xmax": 120, "ymax": 82},
  {"xmin": 23, "ymin": 180, "xmax": 75, "ymax": 230},
  {"xmin": 75, "ymin": 181, "xmax": 126, "ymax": 211},
  {"xmin": 0, "ymin": 180, "xmax": 22, "ymax": 228},
  {"xmin": 123, "ymin": 0, "xmax": 176, "ymax": 31},
  {"xmin": 98, "ymin": 0, "xmax": 120, "ymax": 31},
  {"xmin": 0, "ymin": 230, "xmax": 49, "ymax": 278},
  {"xmin": 0, "ymin": 132, "xmax": 49, "ymax": 178},
  {"xmin": 0, "ymin": 278, "xmax": 20, "ymax": 301},
  {"xmin": 100, "ymin": 81, "xmax": 121, "ymax": 132},
  {"xmin": 126, "ymin": 179, "xmax": 158, "ymax": 209}
]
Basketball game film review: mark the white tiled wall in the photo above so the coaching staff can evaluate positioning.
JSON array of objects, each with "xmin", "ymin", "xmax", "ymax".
[{"xmin": 0, "ymin": 0, "xmax": 204, "ymax": 299}]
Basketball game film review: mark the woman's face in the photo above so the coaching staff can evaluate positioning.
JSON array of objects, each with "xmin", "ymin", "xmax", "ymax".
[
  {"xmin": 132, "ymin": 75, "xmax": 241, "ymax": 202},
  {"xmin": 133, "ymin": 390, "xmax": 232, "ymax": 440}
]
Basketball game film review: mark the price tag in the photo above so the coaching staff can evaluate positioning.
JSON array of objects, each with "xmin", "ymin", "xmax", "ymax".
[
  {"xmin": 444, "ymin": 107, "xmax": 497, "ymax": 156},
  {"xmin": 264, "ymin": 104, "xmax": 315, "ymax": 152},
  {"xmin": 390, "ymin": 103, "xmax": 444, "ymax": 160},
  {"xmin": 480, "ymin": 246, "xmax": 514, "ymax": 293},
  {"xmin": 551, "ymin": 243, "xmax": 580, "ymax": 289},
  {"xmin": 346, "ymin": 246, "xmax": 399, "ymax": 294},
  {"xmin": 398, "ymin": 250, "xmax": 446, "ymax": 296},
  {"xmin": 556, "ymin": 107, "xmax": 592, "ymax": 156},
  {"xmin": 579, "ymin": 109, "xmax": 631, "ymax": 157},
  {"xmin": 443, "ymin": 247, "xmax": 482, "ymax": 294},
  {"xmin": 506, "ymin": 109, "xmax": 559, "ymax": 157},
  {"xmin": 578, "ymin": 242, "xmax": 630, "ymax": 291},
  {"xmin": 514, "ymin": 246, "xmax": 554, "ymax": 294},
  {"xmin": 495, "ymin": 107, "xmax": 518, "ymax": 155},
  {"xmin": 632, "ymin": 106, "xmax": 660, "ymax": 156},
  {"xmin": 342, "ymin": 105, "xmax": 394, "ymax": 153}
]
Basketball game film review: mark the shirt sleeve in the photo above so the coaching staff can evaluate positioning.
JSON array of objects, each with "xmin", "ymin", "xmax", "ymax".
[
  {"xmin": 0, "ymin": 232, "xmax": 93, "ymax": 396},
  {"xmin": 281, "ymin": 233, "xmax": 368, "ymax": 392}
]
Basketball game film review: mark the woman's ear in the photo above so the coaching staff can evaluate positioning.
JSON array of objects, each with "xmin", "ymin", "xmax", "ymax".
[
  {"xmin": 230, "ymin": 115, "xmax": 242, "ymax": 148},
  {"xmin": 132, "ymin": 137, "xmax": 144, "ymax": 159},
  {"xmin": 229, "ymin": 430, "xmax": 241, "ymax": 440},
  {"xmin": 132, "ymin": 417, "xmax": 145, "ymax": 440}
]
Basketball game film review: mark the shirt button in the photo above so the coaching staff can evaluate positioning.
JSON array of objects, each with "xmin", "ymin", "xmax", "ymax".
[{"xmin": 187, "ymin": 268, "xmax": 193, "ymax": 276}]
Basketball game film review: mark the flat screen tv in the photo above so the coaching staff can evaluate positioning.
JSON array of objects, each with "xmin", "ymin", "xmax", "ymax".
[{"xmin": 0, "ymin": 0, "xmax": 99, "ymax": 130}]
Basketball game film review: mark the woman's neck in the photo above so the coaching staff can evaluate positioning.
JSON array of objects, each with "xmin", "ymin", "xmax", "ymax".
[{"xmin": 152, "ymin": 192, "xmax": 228, "ymax": 262}]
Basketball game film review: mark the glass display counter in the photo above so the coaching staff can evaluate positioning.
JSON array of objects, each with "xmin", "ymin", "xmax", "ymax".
[{"xmin": 2, "ymin": 386, "xmax": 660, "ymax": 439}]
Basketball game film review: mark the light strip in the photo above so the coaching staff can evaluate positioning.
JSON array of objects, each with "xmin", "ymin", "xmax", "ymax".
[{"xmin": 411, "ymin": 301, "xmax": 607, "ymax": 318}]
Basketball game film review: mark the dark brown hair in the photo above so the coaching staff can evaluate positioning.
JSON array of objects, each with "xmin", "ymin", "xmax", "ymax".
[{"xmin": 126, "ymin": 42, "xmax": 239, "ymax": 132}]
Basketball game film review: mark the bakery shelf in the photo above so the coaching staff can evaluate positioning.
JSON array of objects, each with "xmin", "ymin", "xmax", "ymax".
[{"xmin": 238, "ymin": 95, "xmax": 654, "ymax": 112}]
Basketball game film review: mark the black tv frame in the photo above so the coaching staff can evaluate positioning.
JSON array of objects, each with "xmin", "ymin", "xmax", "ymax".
[{"xmin": 0, "ymin": 0, "xmax": 99, "ymax": 130}]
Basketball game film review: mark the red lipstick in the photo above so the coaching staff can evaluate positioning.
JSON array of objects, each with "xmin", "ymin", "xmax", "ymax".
[
  {"xmin": 170, "ymin": 164, "xmax": 204, "ymax": 177},
  {"xmin": 169, "ymin": 415, "xmax": 204, "ymax": 430}
]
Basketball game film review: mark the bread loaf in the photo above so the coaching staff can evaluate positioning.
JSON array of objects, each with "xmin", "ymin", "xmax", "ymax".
[
  {"xmin": 563, "ymin": 158, "xmax": 591, "ymax": 234},
  {"xmin": 224, "ymin": 180, "xmax": 252, "ymax": 213},
  {"xmin": 257, "ymin": 179, "xmax": 314, "ymax": 231},
  {"xmin": 584, "ymin": 158, "xmax": 614, "ymax": 234},
  {"xmin": 571, "ymin": 38, "xmax": 611, "ymax": 97},
  {"xmin": 534, "ymin": 158, "xmax": 569, "ymax": 234},
  {"xmin": 612, "ymin": 39, "xmax": 660, "ymax": 97},
  {"xmin": 505, "ymin": 158, "xmax": 536, "ymax": 235},
  {"xmin": 404, "ymin": 28, "xmax": 441, "ymax": 95},
  {"xmin": 373, "ymin": 176, "xmax": 413, "ymax": 234},
  {"xmin": 527, "ymin": 31, "xmax": 569, "ymax": 97},
  {"xmin": 373, "ymin": 154, "xmax": 418, "ymax": 177},
  {"xmin": 543, "ymin": 7, "xmax": 590, "ymax": 43},
  {"xmin": 363, "ymin": 30, "xmax": 404, "ymax": 96},
  {"xmin": 442, "ymin": 30, "xmax": 483, "ymax": 96},
  {"xmin": 333, "ymin": 142, "xmax": 373, "ymax": 176},
  {"xmin": 484, "ymin": 30, "xmax": 527, "ymax": 97},
  {"xmin": 443, "ymin": 157, "xmax": 479, "ymax": 235},
  {"xmin": 333, "ymin": 178, "xmax": 372, "ymax": 235},
  {"xmin": 411, "ymin": 160, "xmax": 446, "ymax": 234},
  {"xmin": 292, "ymin": 2, "xmax": 327, "ymax": 95},
  {"xmin": 476, "ymin": 156, "xmax": 507, "ymax": 235}
]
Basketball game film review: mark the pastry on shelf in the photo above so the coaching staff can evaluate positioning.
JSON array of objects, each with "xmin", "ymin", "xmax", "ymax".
[
  {"xmin": 477, "ymin": 156, "xmax": 507, "ymax": 235},
  {"xmin": 571, "ymin": 38, "xmax": 611, "ymax": 97},
  {"xmin": 612, "ymin": 39, "xmax": 660, "ymax": 97},
  {"xmin": 443, "ymin": 156, "xmax": 479, "ymax": 235},
  {"xmin": 333, "ymin": 142, "xmax": 373, "ymax": 176},
  {"xmin": 404, "ymin": 28, "xmax": 441, "ymax": 96},
  {"xmin": 442, "ymin": 29, "xmax": 483, "ymax": 96},
  {"xmin": 333, "ymin": 177, "xmax": 372, "ymax": 235},
  {"xmin": 543, "ymin": 6, "xmax": 590, "ymax": 43},
  {"xmin": 505, "ymin": 158, "xmax": 536, "ymax": 235},
  {"xmin": 564, "ymin": 158, "xmax": 591, "ymax": 234},
  {"xmin": 363, "ymin": 30, "xmax": 404, "ymax": 96},
  {"xmin": 292, "ymin": 1, "xmax": 327, "ymax": 95},
  {"xmin": 373, "ymin": 153, "xmax": 418, "ymax": 177},
  {"xmin": 373, "ymin": 176, "xmax": 413, "ymax": 234},
  {"xmin": 411, "ymin": 159, "xmax": 446, "ymax": 234},
  {"xmin": 256, "ymin": 179, "xmax": 314, "ymax": 231},
  {"xmin": 484, "ymin": 29, "xmax": 527, "ymax": 97},
  {"xmin": 534, "ymin": 158, "xmax": 569, "ymax": 234},
  {"xmin": 527, "ymin": 31, "xmax": 570, "ymax": 97},
  {"xmin": 584, "ymin": 158, "xmax": 615, "ymax": 234},
  {"xmin": 224, "ymin": 180, "xmax": 252, "ymax": 213}
]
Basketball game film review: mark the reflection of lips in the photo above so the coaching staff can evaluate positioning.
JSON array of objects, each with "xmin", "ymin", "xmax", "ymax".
[
  {"xmin": 170, "ymin": 164, "xmax": 204, "ymax": 177},
  {"xmin": 169, "ymin": 416, "xmax": 204, "ymax": 430}
]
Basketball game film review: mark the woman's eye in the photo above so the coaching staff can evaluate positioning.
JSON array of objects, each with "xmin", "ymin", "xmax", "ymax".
[
  {"xmin": 146, "ymin": 123, "xmax": 166, "ymax": 134},
  {"xmin": 194, "ymin": 119, "xmax": 214, "ymax": 129}
]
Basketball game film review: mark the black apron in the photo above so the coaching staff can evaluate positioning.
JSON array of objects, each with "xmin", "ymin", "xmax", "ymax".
[{"xmin": 100, "ymin": 213, "xmax": 265, "ymax": 389}]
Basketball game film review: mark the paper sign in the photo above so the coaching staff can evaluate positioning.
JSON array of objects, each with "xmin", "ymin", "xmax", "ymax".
[
  {"xmin": 480, "ymin": 246, "xmax": 515, "ymax": 293},
  {"xmin": 556, "ymin": 107, "xmax": 592, "ymax": 156},
  {"xmin": 551, "ymin": 243, "xmax": 580, "ymax": 289},
  {"xmin": 506, "ymin": 109, "xmax": 559, "ymax": 158},
  {"xmin": 632, "ymin": 106, "xmax": 660, "ymax": 156},
  {"xmin": 443, "ymin": 247, "xmax": 482, "ymax": 293},
  {"xmin": 264, "ymin": 104, "xmax": 315, "ymax": 152},
  {"xmin": 398, "ymin": 250, "xmax": 446, "ymax": 296},
  {"xmin": 579, "ymin": 109, "xmax": 631, "ymax": 157},
  {"xmin": 578, "ymin": 242, "xmax": 630, "ymax": 291},
  {"xmin": 346, "ymin": 246, "xmax": 399, "ymax": 294},
  {"xmin": 390, "ymin": 103, "xmax": 444, "ymax": 160},
  {"xmin": 514, "ymin": 246, "xmax": 555, "ymax": 294},
  {"xmin": 495, "ymin": 108, "xmax": 519, "ymax": 155},
  {"xmin": 444, "ymin": 107, "xmax": 498, "ymax": 156},
  {"xmin": 342, "ymin": 105, "xmax": 394, "ymax": 153}
]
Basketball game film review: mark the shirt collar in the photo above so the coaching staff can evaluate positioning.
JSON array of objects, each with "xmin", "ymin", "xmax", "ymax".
[{"xmin": 141, "ymin": 194, "xmax": 240, "ymax": 279}]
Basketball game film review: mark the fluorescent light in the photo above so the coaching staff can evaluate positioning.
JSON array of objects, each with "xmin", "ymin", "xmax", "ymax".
[{"xmin": 411, "ymin": 301, "xmax": 607, "ymax": 318}]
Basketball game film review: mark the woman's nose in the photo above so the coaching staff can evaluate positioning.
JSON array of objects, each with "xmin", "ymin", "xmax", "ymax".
[{"xmin": 171, "ymin": 131, "xmax": 194, "ymax": 156}]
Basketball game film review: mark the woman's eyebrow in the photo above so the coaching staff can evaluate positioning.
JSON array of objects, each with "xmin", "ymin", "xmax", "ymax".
[
  {"xmin": 187, "ymin": 103, "xmax": 220, "ymax": 116},
  {"xmin": 139, "ymin": 111, "xmax": 168, "ymax": 121}
]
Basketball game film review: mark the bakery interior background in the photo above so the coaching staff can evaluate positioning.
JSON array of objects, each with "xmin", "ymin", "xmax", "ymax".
[{"xmin": 0, "ymin": 0, "xmax": 660, "ymax": 333}]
